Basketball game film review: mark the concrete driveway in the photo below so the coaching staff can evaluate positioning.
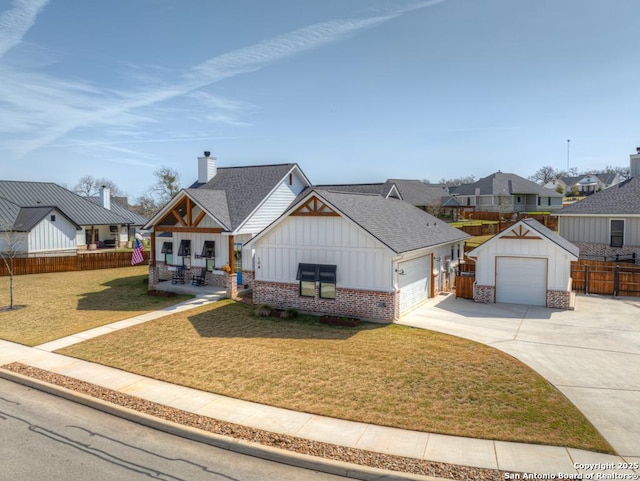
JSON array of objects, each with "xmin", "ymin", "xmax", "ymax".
[{"xmin": 399, "ymin": 293, "xmax": 640, "ymax": 460}]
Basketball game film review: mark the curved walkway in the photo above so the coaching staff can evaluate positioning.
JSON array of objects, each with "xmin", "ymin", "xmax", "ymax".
[{"xmin": 1, "ymin": 293, "xmax": 638, "ymax": 480}]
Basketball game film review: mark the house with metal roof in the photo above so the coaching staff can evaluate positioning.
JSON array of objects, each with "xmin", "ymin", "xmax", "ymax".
[
  {"xmin": 143, "ymin": 152, "xmax": 312, "ymax": 291},
  {"xmin": 553, "ymin": 149, "xmax": 640, "ymax": 263},
  {"xmin": 245, "ymin": 188, "xmax": 470, "ymax": 322},
  {"xmin": 467, "ymin": 218, "xmax": 579, "ymax": 309},
  {"xmin": 0, "ymin": 181, "xmax": 139, "ymax": 256},
  {"xmin": 449, "ymin": 172, "xmax": 563, "ymax": 214}
]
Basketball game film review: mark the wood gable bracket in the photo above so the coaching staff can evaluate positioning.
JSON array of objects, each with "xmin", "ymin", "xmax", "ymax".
[
  {"xmin": 155, "ymin": 195, "xmax": 223, "ymax": 233},
  {"xmin": 501, "ymin": 224, "xmax": 542, "ymax": 240},
  {"xmin": 291, "ymin": 196, "xmax": 339, "ymax": 216}
]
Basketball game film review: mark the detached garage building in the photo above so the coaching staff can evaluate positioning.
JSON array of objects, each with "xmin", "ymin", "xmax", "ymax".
[
  {"xmin": 246, "ymin": 188, "xmax": 469, "ymax": 322},
  {"xmin": 467, "ymin": 219, "xmax": 578, "ymax": 309}
]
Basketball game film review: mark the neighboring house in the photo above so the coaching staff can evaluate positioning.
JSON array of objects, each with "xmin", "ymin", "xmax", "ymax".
[
  {"xmin": 144, "ymin": 152, "xmax": 311, "ymax": 289},
  {"xmin": 86, "ymin": 188, "xmax": 148, "ymax": 247},
  {"xmin": 0, "ymin": 180, "xmax": 137, "ymax": 256},
  {"xmin": 554, "ymin": 150, "xmax": 640, "ymax": 262},
  {"xmin": 449, "ymin": 172, "xmax": 563, "ymax": 214},
  {"xmin": 246, "ymin": 188, "xmax": 470, "ymax": 322},
  {"xmin": 467, "ymin": 218, "xmax": 579, "ymax": 309},
  {"xmin": 386, "ymin": 179, "xmax": 448, "ymax": 216},
  {"xmin": 545, "ymin": 172, "xmax": 620, "ymax": 196}
]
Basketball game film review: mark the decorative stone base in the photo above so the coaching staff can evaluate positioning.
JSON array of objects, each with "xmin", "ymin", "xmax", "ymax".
[
  {"xmin": 253, "ymin": 281, "xmax": 395, "ymax": 322},
  {"xmin": 473, "ymin": 284, "xmax": 495, "ymax": 303},
  {"xmin": 241, "ymin": 270, "xmax": 255, "ymax": 289},
  {"xmin": 226, "ymin": 273, "xmax": 238, "ymax": 299},
  {"xmin": 546, "ymin": 290, "xmax": 571, "ymax": 309}
]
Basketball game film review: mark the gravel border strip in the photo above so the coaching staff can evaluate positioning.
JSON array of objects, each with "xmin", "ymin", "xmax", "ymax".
[{"xmin": 2, "ymin": 362, "xmax": 511, "ymax": 481}]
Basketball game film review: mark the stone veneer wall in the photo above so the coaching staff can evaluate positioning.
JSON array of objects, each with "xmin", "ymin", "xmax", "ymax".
[
  {"xmin": 473, "ymin": 284, "xmax": 495, "ymax": 304},
  {"xmin": 253, "ymin": 280, "xmax": 395, "ymax": 322},
  {"xmin": 546, "ymin": 290, "xmax": 571, "ymax": 310},
  {"xmin": 241, "ymin": 270, "xmax": 255, "ymax": 289},
  {"xmin": 573, "ymin": 242, "xmax": 640, "ymax": 265}
]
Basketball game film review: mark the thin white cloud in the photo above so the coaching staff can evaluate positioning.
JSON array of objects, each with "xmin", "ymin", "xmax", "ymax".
[
  {"xmin": 0, "ymin": 1, "xmax": 448, "ymax": 157},
  {"xmin": 0, "ymin": 0, "xmax": 49, "ymax": 59}
]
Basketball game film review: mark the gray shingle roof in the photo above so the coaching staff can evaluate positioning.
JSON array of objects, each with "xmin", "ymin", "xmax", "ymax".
[
  {"xmin": 191, "ymin": 164, "xmax": 298, "ymax": 230},
  {"xmin": 0, "ymin": 180, "xmax": 131, "ymax": 228},
  {"xmin": 386, "ymin": 179, "xmax": 448, "ymax": 207},
  {"xmin": 313, "ymin": 189, "xmax": 470, "ymax": 254},
  {"xmin": 451, "ymin": 172, "xmax": 563, "ymax": 197},
  {"xmin": 314, "ymin": 183, "xmax": 400, "ymax": 198},
  {"xmin": 185, "ymin": 189, "xmax": 231, "ymax": 230},
  {"xmin": 554, "ymin": 176, "xmax": 640, "ymax": 215}
]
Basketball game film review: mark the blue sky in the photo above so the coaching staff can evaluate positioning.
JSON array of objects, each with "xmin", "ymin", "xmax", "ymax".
[{"xmin": 1, "ymin": 0, "xmax": 639, "ymax": 200}]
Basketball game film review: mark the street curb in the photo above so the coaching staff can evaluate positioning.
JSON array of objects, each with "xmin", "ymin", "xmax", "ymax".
[{"xmin": 0, "ymin": 368, "xmax": 447, "ymax": 481}]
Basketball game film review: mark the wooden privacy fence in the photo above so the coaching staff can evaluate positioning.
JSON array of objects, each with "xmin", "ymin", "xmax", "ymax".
[
  {"xmin": 571, "ymin": 260, "xmax": 640, "ymax": 297},
  {"xmin": 0, "ymin": 251, "xmax": 148, "ymax": 277},
  {"xmin": 455, "ymin": 273, "xmax": 475, "ymax": 299}
]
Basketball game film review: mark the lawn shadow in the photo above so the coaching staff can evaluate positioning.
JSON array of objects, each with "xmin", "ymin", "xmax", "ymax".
[
  {"xmin": 187, "ymin": 302, "xmax": 386, "ymax": 340},
  {"xmin": 76, "ymin": 275, "xmax": 189, "ymax": 311}
]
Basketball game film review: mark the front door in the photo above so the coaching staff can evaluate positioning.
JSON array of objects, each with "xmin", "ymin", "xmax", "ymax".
[{"xmin": 234, "ymin": 243, "xmax": 243, "ymax": 285}]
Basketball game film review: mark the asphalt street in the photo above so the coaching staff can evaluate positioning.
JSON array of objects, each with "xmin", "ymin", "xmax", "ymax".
[{"xmin": 0, "ymin": 378, "xmax": 347, "ymax": 481}]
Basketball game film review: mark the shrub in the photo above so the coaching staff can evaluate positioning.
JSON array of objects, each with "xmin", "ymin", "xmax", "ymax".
[
  {"xmin": 254, "ymin": 304, "xmax": 272, "ymax": 317},
  {"xmin": 280, "ymin": 308, "xmax": 298, "ymax": 319}
]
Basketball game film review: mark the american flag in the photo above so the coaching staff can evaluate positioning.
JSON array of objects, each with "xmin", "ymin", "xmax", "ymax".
[{"xmin": 131, "ymin": 238, "xmax": 145, "ymax": 265}]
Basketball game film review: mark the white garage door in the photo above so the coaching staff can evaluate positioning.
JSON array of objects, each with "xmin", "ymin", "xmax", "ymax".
[
  {"xmin": 398, "ymin": 256, "xmax": 431, "ymax": 314},
  {"xmin": 496, "ymin": 257, "xmax": 547, "ymax": 306}
]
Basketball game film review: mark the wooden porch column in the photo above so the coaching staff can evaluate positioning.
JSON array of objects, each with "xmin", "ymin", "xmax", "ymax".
[
  {"xmin": 150, "ymin": 231, "xmax": 156, "ymax": 266},
  {"xmin": 228, "ymin": 235, "xmax": 235, "ymax": 272}
]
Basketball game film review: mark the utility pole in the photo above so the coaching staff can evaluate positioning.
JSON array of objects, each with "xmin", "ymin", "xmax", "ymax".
[{"xmin": 567, "ymin": 139, "xmax": 570, "ymax": 171}]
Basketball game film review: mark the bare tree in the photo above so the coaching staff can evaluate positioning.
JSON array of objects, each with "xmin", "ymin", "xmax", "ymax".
[
  {"xmin": 73, "ymin": 175, "xmax": 125, "ymax": 197},
  {"xmin": 132, "ymin": 193, "xmax": 159, "ymax": 218},
  {"xmin": 438, "ymin": 175, "xmax": 476, "ymax": 187},
  {"xmin": 0, "ymin": 224, "xmax": 27, "ymax": 310},
  {"xmin": 603, "ymin": 165, "xmax": 631, "ymax": 181},
  {"xmin": 528, "ymin": 166, "xmax": 559, "ymax": 185},
  {"xmin": 150, "ymin": 166, "xmax": 181, "ymax": 204}
]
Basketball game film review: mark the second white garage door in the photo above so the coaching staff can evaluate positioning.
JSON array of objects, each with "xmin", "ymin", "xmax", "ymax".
[
  {"xmin": 398, "ymin": 256, "xmax": 431, "ymax": 314},
  {"xmin": 496, "ymin": 257, "xmax": 547, "ymax": 306}
]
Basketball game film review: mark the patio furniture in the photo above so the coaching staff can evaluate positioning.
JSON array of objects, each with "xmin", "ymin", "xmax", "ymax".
[
  {"xmin": 171, "ymin": 266, "xmax": 185, "ymax": 284},
  {"xmin": 191, "ymin": 267, "xmax": 207, "ymax": 286}
]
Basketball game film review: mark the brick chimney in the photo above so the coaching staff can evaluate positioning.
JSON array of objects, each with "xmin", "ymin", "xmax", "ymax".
[{"xmin": 198, "ymin": 151, "xmax": 217, "ymax": 183}]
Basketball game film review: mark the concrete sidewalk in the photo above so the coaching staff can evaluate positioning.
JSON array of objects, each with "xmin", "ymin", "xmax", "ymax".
[{"xmin": 1, "ymin": 293, "xmax": 638, "ymax": 480}]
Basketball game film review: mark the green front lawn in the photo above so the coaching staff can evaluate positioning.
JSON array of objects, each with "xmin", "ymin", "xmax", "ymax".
[
  {"xmin": 58, "ymin": 300, "xmax": 613, "ymax": 453},
  {"xmin": 0, "ymin": 266, "xmax": 191, "ymax": 346}
]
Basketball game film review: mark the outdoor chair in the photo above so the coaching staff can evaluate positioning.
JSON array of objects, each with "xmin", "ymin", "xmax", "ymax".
[
  {"xmin": 191, "ymin": 267, "xmax": 207, "ymax": 286},
  {"xmin": 171, "ymin": 266, "xmax": 185, "ymax": 284}
]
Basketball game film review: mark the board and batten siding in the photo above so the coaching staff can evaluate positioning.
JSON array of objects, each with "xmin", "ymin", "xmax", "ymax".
[
  {"xmin": 27, "ymin": 212, "xmax": 77, "ymax": 252},
  {"xmin": 559, "ymin": 216, "xmax": 640, "ymax": 246},
  {"xmin": 474, "ymin": 237, "xmax": 573, "ymax": 291},
  {"xmin": 236, "ymin": 172, "xmax": 305, "ymax": 235},
  {"xmin": 253, "ymin": 216, "xmax": 393, "ymax": 291}
]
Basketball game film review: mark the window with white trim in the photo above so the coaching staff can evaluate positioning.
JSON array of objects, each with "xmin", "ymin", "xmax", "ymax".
[
  {"xmin": 610, "ymin": 220, "xmax": 624, "ymax": 248},
  {"xmin": 161, "ymin": 242, "xmax": 173, "ymax": 265},
  {"xmin": 296, "ymin": 263, "xmax": 337, "ymax": 299}
]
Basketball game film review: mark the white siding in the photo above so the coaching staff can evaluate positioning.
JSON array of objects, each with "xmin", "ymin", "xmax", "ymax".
[
  {"xmin": 398, "ymin": 256, "xmax": 431, "ymax": 313},
  {"xmin": 474, "ymin": 237, "xmax": 573, "ymax": 291},
  {"xmin": 253, "ymin": 216, "xmax": 393, "ymax": 291},
  {"xmin": 236, "ymin": 171, "xmax": 306, "ymax": 235},
  {"xmin": 28, "ymin": 211, "xmax": 77, "ymax": 252}
]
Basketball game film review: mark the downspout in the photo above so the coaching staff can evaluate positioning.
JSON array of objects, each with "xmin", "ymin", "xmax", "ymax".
[{"xmin": 392, "ymin": 254, "xmax": 405, "ymax": 322}]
